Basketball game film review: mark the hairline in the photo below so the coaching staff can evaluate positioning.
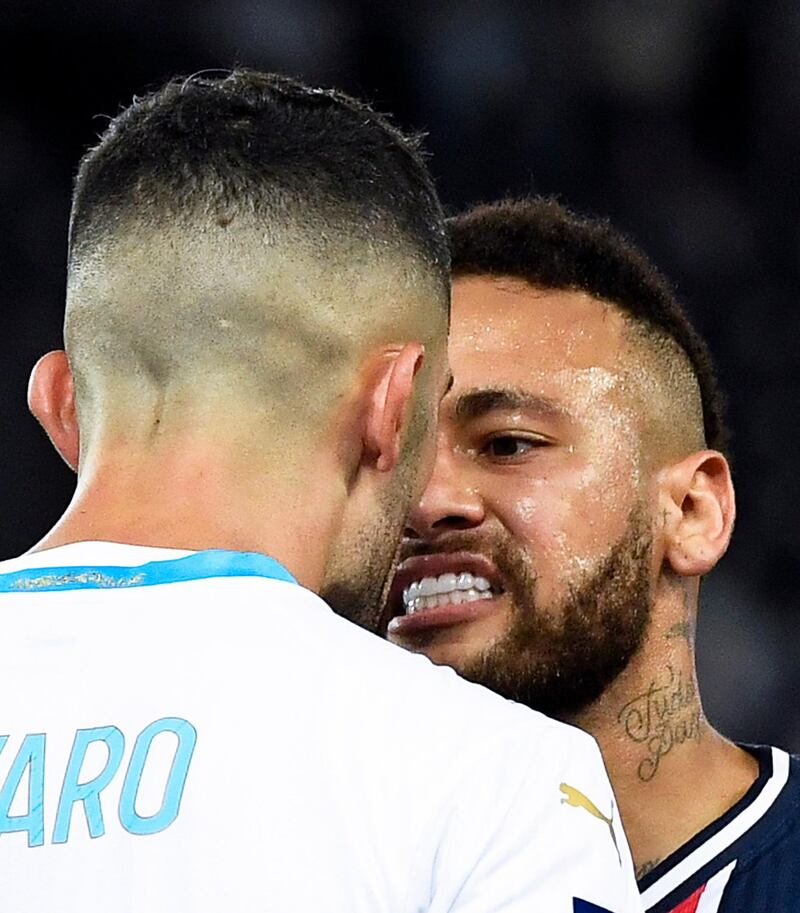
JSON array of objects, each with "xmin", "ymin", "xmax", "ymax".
[{"xmin": 451, "ymin": 271, "xmax": 707, "ymax": 458}]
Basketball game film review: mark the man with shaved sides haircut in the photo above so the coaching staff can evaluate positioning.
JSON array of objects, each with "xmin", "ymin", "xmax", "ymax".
[
  {"xmin": 388, "ymin": 198, "xmax": 800, "ymax": 913},
  {"xmin": 0, "ymin": 77, "xmax": 640, "ymax": 912}
]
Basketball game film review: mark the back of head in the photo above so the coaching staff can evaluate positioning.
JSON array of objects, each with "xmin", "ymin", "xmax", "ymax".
[
  {"xmin": 448, "ymin": 197, "xmax": 728, "ymax": 459},
  {"xmin": 67, "ymin": 70, "xmax": 449, "ymax": 449}
]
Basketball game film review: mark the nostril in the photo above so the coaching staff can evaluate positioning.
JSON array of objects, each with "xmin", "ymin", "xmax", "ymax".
[{"xmin": 432, "ymin": 515, "xmax": 478, "ymax": 531}]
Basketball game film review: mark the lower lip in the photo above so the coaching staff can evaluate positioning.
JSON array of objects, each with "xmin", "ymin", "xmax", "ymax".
[{"xmin": 387, "ymin": 594, "xmax": 500, "ymax": 636}]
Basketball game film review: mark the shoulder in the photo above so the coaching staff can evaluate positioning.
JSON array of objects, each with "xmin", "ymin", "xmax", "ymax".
[
  {"xmin": 642, "ymin": 745, "xmax": 800, "ymax": 913},
  {"xmin": 732, "ymin": 745, "xmax": 800, "ymax": 869},
  {"xmin": 306, "ymin": 583, "xmax": 598, "ymax": 745},
  {"xmin": 169, "ymin": 574, "xmax": 604, "ymax": 790},
  {"xmin": 713, "ymin": 748, "xmax": 800, "ymax": 913},
  {"xmin": 421, "ymin": 705, "xmax": 637, "ymax": 912}
]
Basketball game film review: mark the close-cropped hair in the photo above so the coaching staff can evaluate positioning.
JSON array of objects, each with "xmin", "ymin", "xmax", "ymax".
[
  {"xmin": 69, "ymin": 69, "xmax": 449, "ymax": 286},
  {"xmin": 448, "ymin": 197, "xmax": 728, "ymax": 454}
]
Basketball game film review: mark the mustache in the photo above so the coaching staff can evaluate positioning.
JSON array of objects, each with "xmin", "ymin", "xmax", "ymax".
[
  {"xmin": 398, "ymin": 533, "xmax": 535, "ymax": 593},
  {"xmin": 398, "ymin": 532, "xmax": 501, "ymax": 563}
]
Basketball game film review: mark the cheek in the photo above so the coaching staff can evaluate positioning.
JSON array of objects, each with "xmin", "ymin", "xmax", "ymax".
[{"xmin": 493, "ymin": 465, "xmax": 637, "ymax": 583}]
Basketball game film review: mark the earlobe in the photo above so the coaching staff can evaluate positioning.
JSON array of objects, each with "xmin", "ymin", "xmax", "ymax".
[
  {"xmin": 662, "ymin": 450, "xmax": 735, "ymax": 577},
  {"xmin": 28, "ymin": 350, "xmax": 80, "ymax": 471},
  {"xmin": 364, "ymin": 343, "xmax": 426, "ymax": 474}
]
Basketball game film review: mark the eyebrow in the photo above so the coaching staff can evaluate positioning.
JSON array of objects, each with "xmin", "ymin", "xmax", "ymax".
[{"xmin": 452, "ymin": 387, "xmax": 567, "ymax": 422}]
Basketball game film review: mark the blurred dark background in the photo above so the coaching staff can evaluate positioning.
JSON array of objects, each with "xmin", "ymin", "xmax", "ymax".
[{"xmin": 1, "ymin": 1, "xmax": 798, "ymax": 746}]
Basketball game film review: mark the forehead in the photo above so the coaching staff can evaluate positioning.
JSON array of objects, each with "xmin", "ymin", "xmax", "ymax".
[{"xmin": 450, "ymin": 275, "xmax": 630, "ymax": 379}]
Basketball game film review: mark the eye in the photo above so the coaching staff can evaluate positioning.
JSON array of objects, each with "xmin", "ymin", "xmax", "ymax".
[{"xmin": 482, "ymin": 435, "xmax": 545, "ymax": 459}]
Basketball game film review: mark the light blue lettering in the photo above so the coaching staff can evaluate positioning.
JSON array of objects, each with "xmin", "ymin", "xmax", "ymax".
[
  {"xmin": 0, "ymin": 733, "xmax": 46, "ymax": 847},
  {"xmin": 119, "ymin": 717, "xmax": 197, "ymax": 836},
  {"xmin": 52, "ymin": 725, "xmax": 125, "ymax": 843}
]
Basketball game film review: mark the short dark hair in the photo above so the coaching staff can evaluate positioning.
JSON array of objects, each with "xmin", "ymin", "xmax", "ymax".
[
  {"xmin": 448, "ymin": 197, "xmax": 728, "ymax": 453},
  {"xmin": 69, "ymin": 69, "xmax": 448, "ymax": 285}
]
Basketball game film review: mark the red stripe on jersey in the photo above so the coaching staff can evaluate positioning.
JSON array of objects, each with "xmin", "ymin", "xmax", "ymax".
[{"xmin": 668, "ymin": 882, "xmax": 706, "ymax": 913}]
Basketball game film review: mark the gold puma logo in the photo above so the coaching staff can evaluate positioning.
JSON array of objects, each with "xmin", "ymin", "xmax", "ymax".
[{"xmin": 559, "ymin": 783, "xmax": 621, "ymax": 865}]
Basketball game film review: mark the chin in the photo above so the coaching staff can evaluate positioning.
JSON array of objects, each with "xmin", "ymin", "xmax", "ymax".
[
  {"xmin": 389, "ymin": 627, "xmax": 498, "ymax": 674},
  {"xmin": 418, "ymin": 643, "xmax": 476, "ymax": 672}
]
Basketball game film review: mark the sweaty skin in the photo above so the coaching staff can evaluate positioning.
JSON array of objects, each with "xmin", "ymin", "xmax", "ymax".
[{"xmin": 389, "ymin": 275, "xmax": 758, "ymax": 875}]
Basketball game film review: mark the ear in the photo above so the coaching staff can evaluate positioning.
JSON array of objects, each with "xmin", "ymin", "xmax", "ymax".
[
  {"xmin": 363, "ymin": 343, "xmax": 426, "ymax": 473},
  {"xmin": 659, "ymin": 450, "xmax": 735, "ymax": 577},
  {"xmin": 28, "ymin": 350, "xmax": 80, "ymax": 471}
]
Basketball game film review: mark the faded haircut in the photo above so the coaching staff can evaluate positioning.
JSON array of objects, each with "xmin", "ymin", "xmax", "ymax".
[
  {"xmin": 448, "ymin": 197, "xmax": 728, "ymax": 454},
  {"xmin": 65, "ymin": 70, "xmax": 450, "ymax": 432},
  {"xmin": 70, "ymin": 69, "xmax": 448, "ymax": 278}
]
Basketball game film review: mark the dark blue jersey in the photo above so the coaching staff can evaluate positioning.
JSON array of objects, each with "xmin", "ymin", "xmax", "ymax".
[{"xmin": 639, "ymin": 745, "xmax": 800, "ymax": 912}]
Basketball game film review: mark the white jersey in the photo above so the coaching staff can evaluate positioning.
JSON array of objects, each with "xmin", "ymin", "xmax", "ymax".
[{"xmin": 0, "ymin": 542, "xmax": 641, "ymax": 912}]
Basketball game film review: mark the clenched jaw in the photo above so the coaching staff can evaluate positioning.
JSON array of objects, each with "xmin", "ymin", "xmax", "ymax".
[{"xmin": 386, "ymin": 551, "xmax": 506, "ymax": 635}]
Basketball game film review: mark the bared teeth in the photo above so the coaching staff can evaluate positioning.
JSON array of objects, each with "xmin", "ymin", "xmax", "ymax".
[
  {"xmin": 418, "ymin": 577, "xmax": 437, "ymax": 596},
  {"xmin": 402, "ymin": 571, "xmax": 495, "ymax": 615},
  {"xmin": 439, "ymin": 573, "xmax": 457, "ymax": 591}
]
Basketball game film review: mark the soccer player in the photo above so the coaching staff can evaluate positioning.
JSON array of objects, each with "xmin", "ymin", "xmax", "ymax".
[
  {"xmin": 0, "ymin": 76, "xmax": 639, "ymax": 912},
  {"xmin": 388, "ymin": 198, "xmax": 800, "ymax": 913}
]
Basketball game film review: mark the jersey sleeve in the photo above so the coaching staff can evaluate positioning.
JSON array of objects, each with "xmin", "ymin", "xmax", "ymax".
[{"xmin": 426, "ymin": 723, "xmax": 642, "ymax": 913}]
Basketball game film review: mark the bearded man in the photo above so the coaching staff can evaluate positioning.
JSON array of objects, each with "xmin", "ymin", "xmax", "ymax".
[
  {"xmin": 0, "ymin": 83, "xmax": 638, "ymax": 912},
  {"xmin": 389, "ymin": 197, "xmax": 800, "ymax": 913}
]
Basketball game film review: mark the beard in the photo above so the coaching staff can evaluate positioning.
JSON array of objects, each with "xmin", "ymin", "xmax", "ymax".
[
  {"xmin": 321, "ymin": 512, "xmax": 401, "ymax": 633},
  {"xmin": 448, "ymin": 507, "xmax": 653, "ymax": 721},
  {"xmin": 320, "ymin": 386, "xmax": 433, "ymax": 633},
  {"xmin": 321, "ymin": 467, "xmax": 416, "ymax": 633}
]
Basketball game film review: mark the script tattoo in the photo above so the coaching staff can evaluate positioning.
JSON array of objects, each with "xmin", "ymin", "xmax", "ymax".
[{"xmin": 617, "ymin": 665, "xmax": 701, "ymax": 782}]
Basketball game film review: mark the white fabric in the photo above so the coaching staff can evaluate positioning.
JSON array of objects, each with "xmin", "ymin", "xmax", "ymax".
[
  {"xmin": 696, "ymin": 861, "xmax": 737, "ymax": 913},
  {"xmin": 0, "ymin": 542, "xmax": 641, "ymax": 912}
]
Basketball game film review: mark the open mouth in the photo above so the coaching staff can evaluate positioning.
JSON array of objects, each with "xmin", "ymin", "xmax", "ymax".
[{"xmin": 386, "ymin": 551, "xmax": 504, "ymax": 636}]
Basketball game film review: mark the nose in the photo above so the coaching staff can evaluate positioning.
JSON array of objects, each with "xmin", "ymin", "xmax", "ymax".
[{"xmin": 406, "ymin": 442, "xmax": 485, "ymax": 539}]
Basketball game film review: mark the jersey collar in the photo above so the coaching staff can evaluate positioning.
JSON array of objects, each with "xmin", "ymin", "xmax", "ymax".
[{"xmin": 0, "ymin": 542, "xmax": 297, "ymax": 592}]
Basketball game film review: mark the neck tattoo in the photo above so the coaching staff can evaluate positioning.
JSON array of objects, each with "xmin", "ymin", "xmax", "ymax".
[{"xmin": 617, "ymin": 664, "xmax": 702, "ymax": 782}]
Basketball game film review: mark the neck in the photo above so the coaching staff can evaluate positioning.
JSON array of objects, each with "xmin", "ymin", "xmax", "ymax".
[
  {"xmin": 569, "ymin": 583, "xmax": 759, "ymax": 879},
  {"xmin": 32, "ymin": 437, "xmax": 344, "ymax": 591}
]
